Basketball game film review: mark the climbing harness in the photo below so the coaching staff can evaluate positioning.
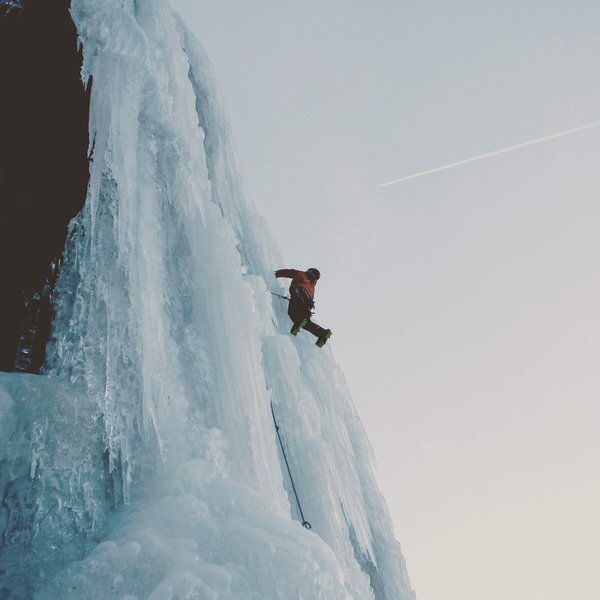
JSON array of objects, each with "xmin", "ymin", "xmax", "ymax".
[{"xmin": 270, "ymin": 402, "xmax": 311, "ymax": 530}]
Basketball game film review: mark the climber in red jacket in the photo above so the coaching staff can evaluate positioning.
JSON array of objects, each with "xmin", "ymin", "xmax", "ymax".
[{"xmin": 274, "ymin": 267, "xmax": 332, "ymax": 347}]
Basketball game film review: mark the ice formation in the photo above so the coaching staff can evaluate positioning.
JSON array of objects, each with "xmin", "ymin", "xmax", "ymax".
[{"xmin": 0, "ymin": 1, "xmax": 415, "ymax": 598}]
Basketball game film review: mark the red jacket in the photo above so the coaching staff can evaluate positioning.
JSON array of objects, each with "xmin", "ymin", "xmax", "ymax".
[{"xmin": 275, "ymin": 269, "xmax": 317, "ymax": 300}]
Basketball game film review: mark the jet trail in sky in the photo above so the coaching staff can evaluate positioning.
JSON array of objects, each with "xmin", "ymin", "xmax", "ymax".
[{"xmin": 378, "ymin": 120, "xmax": 600, "ymax": 188}]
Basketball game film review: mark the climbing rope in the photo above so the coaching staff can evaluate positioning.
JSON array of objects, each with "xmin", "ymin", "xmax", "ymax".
[
  {"xmin": 270, "ymin": 402, "xmax": 311, "ymax": 530},
  {"xmin": 270, "ymin": 291, "xmax": 290, "ymax": 301}
]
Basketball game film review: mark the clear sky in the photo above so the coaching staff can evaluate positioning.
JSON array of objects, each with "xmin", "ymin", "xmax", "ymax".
[{"xmin": 171, "ymin": 2, "xmax": 600, "ymax": 599}]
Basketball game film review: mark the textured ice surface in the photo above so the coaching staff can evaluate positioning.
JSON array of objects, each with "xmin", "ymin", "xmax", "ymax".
[{"xmin": 0, "ymin": 1, "xmax": 414, "ymax": 598}]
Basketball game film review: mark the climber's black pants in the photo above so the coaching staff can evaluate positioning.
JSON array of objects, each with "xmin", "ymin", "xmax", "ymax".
[{"xmin": 288, "ymin": 289, "xmax": 326, "ymax": 338}]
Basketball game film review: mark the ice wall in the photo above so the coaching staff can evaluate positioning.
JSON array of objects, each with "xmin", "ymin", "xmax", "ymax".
[{"xmin": 0, "ymin": 1, "xmax": 415, "ymax": 598}]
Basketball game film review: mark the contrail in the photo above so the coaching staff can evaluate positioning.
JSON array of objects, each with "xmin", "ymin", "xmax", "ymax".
[{"xmin": 378, "ymin": 120, "xmax": 600, "ymax": 188}]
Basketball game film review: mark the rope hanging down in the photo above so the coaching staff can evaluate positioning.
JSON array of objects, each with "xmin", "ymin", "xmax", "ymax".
[{"xmin": 270, "ymin": 402, "xmax": 311, "ymax": 530}]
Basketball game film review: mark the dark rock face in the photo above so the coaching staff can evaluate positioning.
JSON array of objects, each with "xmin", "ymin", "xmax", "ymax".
[{"xmin": 0, "ymin": 0, "xmax": 90, "ymax": 372}]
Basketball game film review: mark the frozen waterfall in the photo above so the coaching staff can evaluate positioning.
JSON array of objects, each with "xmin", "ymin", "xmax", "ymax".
[{"xmin": 0, "ymin": 1, "xmax": 414, "ymax": 598}]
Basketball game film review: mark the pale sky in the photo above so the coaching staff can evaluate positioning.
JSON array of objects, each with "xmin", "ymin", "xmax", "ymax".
[{"xmin": 171, "ymin": 2, "xmax": 600, "ymax": 599}]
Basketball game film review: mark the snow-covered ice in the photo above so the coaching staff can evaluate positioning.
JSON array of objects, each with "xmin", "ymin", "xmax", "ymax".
[{"xmin": 0, "ymin": 1, "xmax": 414, "ymax": 598}]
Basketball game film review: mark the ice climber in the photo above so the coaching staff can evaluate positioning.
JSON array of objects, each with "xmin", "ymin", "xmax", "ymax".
[{"xmin": 275, "ymin": 267, "xmax": 332, "ymax": 347}]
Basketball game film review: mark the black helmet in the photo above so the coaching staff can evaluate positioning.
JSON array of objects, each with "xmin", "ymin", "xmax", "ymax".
[{"xmin": 306, "ymin": 268, "xmax": 320, "ymax": 280}]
